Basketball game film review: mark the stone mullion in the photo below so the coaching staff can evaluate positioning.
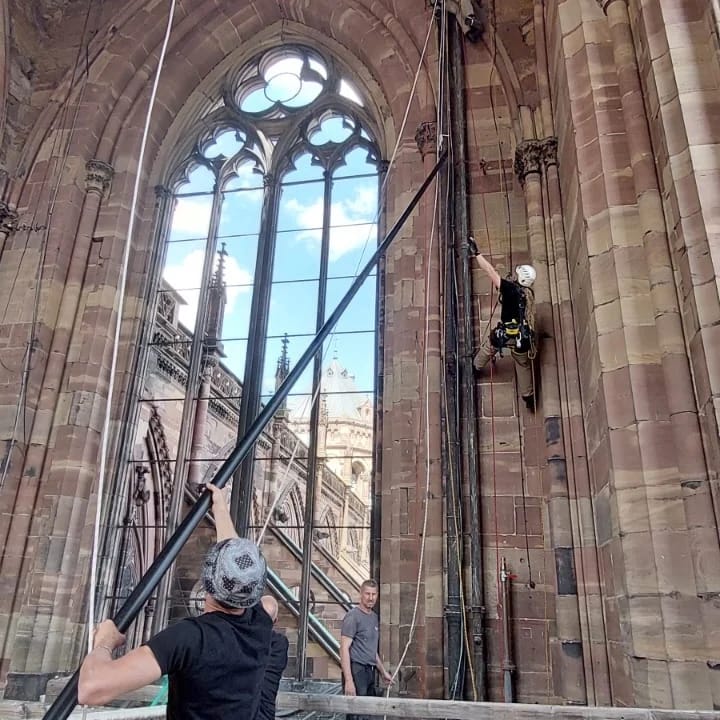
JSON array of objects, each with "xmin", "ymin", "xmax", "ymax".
[
  {"xmin": 516, "ymin": 141, "xmax": 587, "ymax": 705},
  {"xmin": 0, "ymin": 160, "xmax": 114, "ymax": 677},
  {"xmin": 541, "ymin": 139, "xmax": 610, "ymax": 705},
  {"xmin": 604, "ymin": 0, "xmax": 720, "ymax": 705}
]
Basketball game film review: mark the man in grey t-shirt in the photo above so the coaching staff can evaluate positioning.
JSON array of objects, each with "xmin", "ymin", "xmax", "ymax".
[{"xmin": 340, "ymin": 580, "xmax": 393, "ymax": 720}]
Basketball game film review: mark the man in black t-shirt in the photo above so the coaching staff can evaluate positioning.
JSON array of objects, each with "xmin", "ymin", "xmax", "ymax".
[
  {"xmin": 79, "ymin": 484, "xmax": 273, "ymax": 720},
  {"xmin": 470, "ymin": 240, "xmax": 537, "ymax": 411},
  {"xmin": 255, "ymin": 595, "xmax": 289, "ymax": 720}
]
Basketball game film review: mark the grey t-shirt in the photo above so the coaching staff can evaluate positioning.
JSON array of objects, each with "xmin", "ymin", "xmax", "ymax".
[{"xmin": 341, "ymin": 607, "xmax": 379, "ymax": 666}]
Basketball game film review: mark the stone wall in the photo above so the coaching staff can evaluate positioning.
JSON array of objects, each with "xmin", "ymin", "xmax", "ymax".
[{"xmin": 0, "ymin": 0, "xmax": 719, "ymax": 709}]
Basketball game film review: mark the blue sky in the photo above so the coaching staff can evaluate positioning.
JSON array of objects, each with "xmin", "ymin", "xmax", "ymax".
[{"xmin": 161, "ymin": 140, "xmax": 379, "ymax": 409}]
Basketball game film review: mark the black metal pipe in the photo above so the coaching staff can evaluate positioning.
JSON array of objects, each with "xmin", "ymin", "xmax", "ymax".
[
  {"xmin": 269, "ymin": 525, "xmax": 352, "ymax": 611},
  {"xmin": 500, "ymin": 559, "xmax": 515, "ymax": 702},
  {"xmin": 232, "ymin": 174, "xmax": 281, "ymax": 536},
  {"xmin": 448, "ymin": 21, "xmax": 485, "ymax": 700},
  {"xmin": 437, "ymin": 20, "xmax": 466, "ymax": 697},
  {"xmin": 370, "ymin": 161, "xmax": 388, "ymax": 595},
  {"xmin": 296, "ymin": 168, "xmax": 333, "ymax": 679},
  {"xmin": 441, "ymin": 179, "xmax": 465, "ymax": 701},
  {"xmin": 43, "ymin": 150, "xmax": 447, "ymax": 720}
]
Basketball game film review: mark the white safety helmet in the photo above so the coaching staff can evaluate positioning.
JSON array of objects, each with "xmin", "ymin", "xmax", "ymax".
[{"xmin": 515, "ymin": 264, "xmax": 536, "ymax": 288}]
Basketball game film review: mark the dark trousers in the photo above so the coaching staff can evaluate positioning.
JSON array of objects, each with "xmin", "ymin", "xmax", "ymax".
[{"xmin": 346, "ymin": 661, "xmax": 376, "ymax": 720}]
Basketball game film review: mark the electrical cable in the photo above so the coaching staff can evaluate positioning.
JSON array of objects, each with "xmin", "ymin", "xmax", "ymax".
[
  {"xmin": 87, "ymin": 0, "xmax": 178, "ymax": 655},
  {"xmin": 440, "ymin": 2, "xmax": 480, "ymax": 697}
]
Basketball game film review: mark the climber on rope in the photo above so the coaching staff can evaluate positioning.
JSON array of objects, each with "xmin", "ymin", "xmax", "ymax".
[
  {"xmin": 469, "ymin": 236, "xmax": 537, "ymax": 412},
  {"xmin": 78, "ymin": 483, "xmax": 272, "ymax": 718}
]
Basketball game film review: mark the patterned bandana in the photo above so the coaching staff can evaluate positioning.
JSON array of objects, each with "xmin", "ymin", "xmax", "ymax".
[{"xmin": 201, "ymin": 538, "xmax": 267, "ymax": 609}]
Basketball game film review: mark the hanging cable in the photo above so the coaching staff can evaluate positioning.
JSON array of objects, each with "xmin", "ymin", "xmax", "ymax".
[
  {"xmin": 87, "ymin": 0, "xmax": 178, "ymax": 654},
  {"xmin": 439, "ymin": 0, "xmax": 482, "ymax": 697}
]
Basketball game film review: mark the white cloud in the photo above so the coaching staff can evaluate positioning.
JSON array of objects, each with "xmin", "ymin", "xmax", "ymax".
[
  {"xmin": 344, "ymin": 186, "xmax": 377, "ymax": 217},
  {"xmin": 163, "ymin": 249, "xmax": 252, "ymax": 329},
  {"xmin": 171, "ymin": 197, "xmax": 212, "ymax": 237},
  {"xmin": 284, "ymin": 195, "xmax": 377, "ymax": 262},
  {"xmin": 225, "ymin": 163, "xmax": 263, "ymax": 192}
]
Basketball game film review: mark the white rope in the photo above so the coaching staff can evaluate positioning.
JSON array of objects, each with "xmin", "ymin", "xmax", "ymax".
[
  {"xmin": 387, "ymin": 160, "xmax": 440, "ymax": 692},
  {"xmin": 87, "ymin": 0, "xmax": 177, "ymax": 653}
]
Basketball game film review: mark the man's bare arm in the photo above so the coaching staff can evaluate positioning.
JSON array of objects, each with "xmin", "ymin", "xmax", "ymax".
[
  {"xmin": 340, "ymin": 635, "xmax": 356, "ymax": 695},
  {"xmin": 206, "ymin": 483, "xmax": 238, "ymax": 541},
  {"xmin": 78, "ymin": 621, "xmax": 162, "ymax": 706},
  {"xmin": 474, "ymin": 253, "xmax": 501, "ymax": 290}
]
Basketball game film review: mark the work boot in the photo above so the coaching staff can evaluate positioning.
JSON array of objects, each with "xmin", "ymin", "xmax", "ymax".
[{"xmin": 522, "ymin": 394, "xmax": 535, "ymax": 412}]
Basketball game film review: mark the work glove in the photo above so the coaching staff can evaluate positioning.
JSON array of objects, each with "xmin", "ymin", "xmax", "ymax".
[{"xmin": 467, "ymin": 235, "xmax": 479, "ymax": 257}]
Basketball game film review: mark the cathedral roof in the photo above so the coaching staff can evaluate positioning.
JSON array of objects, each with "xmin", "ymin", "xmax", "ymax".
[{"xmin": 289, "ymin": 356, "xmax": 372, "ymax": 422}]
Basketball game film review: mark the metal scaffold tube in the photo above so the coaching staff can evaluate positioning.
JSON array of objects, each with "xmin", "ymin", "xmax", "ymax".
[
  {"xmin": 448, "ymin": 19, "xmax": 485, "ymax": 699},
  {"xmin": 43, "ymin": 150, "xmax": 447, "ymax": 720}
]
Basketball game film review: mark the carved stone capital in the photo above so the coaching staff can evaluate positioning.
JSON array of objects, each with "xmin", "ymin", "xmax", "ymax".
[
  {"xmin": 596, "ymin": 0, "xmax": 625, "ymax": 13},
  {"xmin": 263, "ymin": 172, "xmax": 275, "ymax": 188},
  {"xmin": 415, "ymin": 121, "xmax": 437, "ymax": 157},
  {"xmin": 514, "ymin": 140, "xmax": 543, "ymax": 184},
  {"xmin": 155, "ymin": 184, "xmax": 173, "ymax": 200},
  {"xmin": 85, "ymin": 160, "xmax": 114, "ymax": 196},
  {"xmin": 0, "ymin": 201, "xmax": 18, "ymax": 233},
  {"xmin": 540, "ymin": 137, "xmax": 558, "ymax": 168}
]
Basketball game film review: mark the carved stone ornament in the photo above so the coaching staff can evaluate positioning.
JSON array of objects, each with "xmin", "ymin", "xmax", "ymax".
[
  {"xmin": 85, "ymin": 159, "xmax": 115, "ymax": 196},
  {"xmin": 415, "ymin": 121, "xmax": 438, "ymax": 157},
  {"xmin": 596, "ymin": 0, "xmax": 623, "ymax": 13},
  {"xmin": 541, "ymin": 137, "xmax": 558, "ymax": 168},
  {"xmin": 0, "ymin": 201, "xmax": 18, "ymax": 232},
  {"xmin": 514, "ymin": 140, "xmax": 543, "ymax": 184}
]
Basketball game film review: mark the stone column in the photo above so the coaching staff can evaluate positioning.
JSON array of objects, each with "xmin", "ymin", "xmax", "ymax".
[
  {"xmin": 515, "ymin": 139, "xmax": 587, "ymax": 705},
  {"xmin": 601, "ymin": 0, "xmax": 720, "ymax": 706},
  {"xmin": 0, "ymin": 159, "xmax": 114, "ymax": 678},
  {"xmin": 540, "ymin": 137, "xmax": 611, "ymax": 704},
  {"xmin": 630, "ymin": 0, "xmax": 720, "ymax": 494},
  {"xmin": 378, "ymin": 120, "xmax": 444, "ymax": 697}
]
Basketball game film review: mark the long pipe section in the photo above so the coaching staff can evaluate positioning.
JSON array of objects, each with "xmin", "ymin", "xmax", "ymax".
[
  {"xmin": 43, "ymin": 150, "xmax": 447, "ymax": 720},
  {"xmin": 500, "ymin": 559, "xmax": 515, "ymax": 703},
  {"xmin": 448, "ymin": 18, "xmax": 485, "ymax": 699}
]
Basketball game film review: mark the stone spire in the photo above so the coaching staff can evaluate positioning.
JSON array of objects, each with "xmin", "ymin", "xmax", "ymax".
[
  {"xmin": 275, "ymin": 334, "xmax": 290, "ymax": 417},
  {"xmin": 205, "ymin": 243, "xmax": 227, "ymax": 355}
]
